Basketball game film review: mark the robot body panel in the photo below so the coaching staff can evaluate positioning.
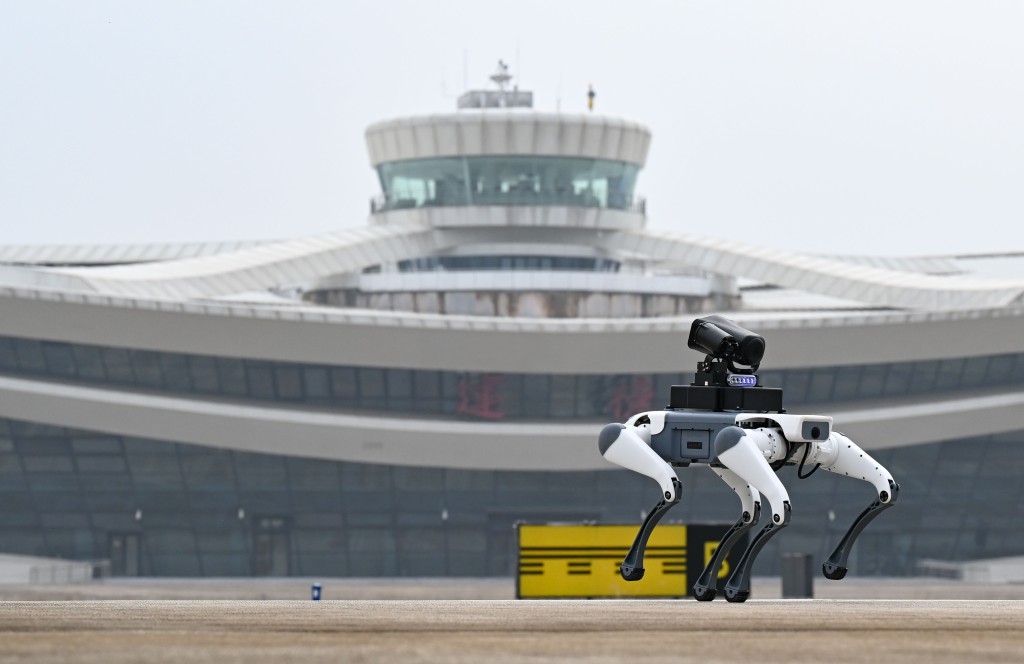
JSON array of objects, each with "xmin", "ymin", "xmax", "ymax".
[
  {"xmin": 735, "ymin": 412, "xmax": 833, "ymax": 443},
  {"xmin": 648, "ymin": 410, "xmax": 738, "ymax": 464}
]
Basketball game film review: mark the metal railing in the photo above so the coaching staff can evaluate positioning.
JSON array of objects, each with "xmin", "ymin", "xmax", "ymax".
[{"xmin": 371, "ymin": 194, "xmax": 646, "ymax": 215}]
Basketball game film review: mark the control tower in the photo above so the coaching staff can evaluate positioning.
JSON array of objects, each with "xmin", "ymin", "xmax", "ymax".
[{"xmin": 308, "ymin": 63, "xmax": 736, "ymax": 317}]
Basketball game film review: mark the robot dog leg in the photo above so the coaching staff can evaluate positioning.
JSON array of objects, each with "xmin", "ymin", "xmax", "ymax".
[
  {"xmin": 599, "ymin": 422, "xmax": 681, "ymax": 581},
  {"xmin": 691, "ymin": 467, "xmax": 761, "ymax": 601},
  {"xmin": 802, "ymin": 432, "xmax": 899, "ymax": 580},
  {"xmin": 713, "ymin": 426, "xmax": 792, "ymax": 603}
]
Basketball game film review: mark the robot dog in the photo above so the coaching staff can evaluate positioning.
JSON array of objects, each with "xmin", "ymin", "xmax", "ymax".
[{"xmin": 598, "ymin": 315, "xmax": 898, "ymax": 602}]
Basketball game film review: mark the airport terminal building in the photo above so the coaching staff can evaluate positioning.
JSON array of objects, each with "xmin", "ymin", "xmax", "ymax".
[{"xmin": 1, "ymin": 74, "xmax": 1023, "ymax": 578}]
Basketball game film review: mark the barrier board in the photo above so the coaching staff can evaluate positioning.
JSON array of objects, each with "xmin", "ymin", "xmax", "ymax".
[{"xmin": 516, "ymin": 523, "xmax": 744, "ymax": 599}]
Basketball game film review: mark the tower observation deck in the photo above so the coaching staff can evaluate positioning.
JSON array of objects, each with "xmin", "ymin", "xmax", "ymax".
[{"xmin": 365, "ymin": 62, "xmax": 651, "ymax": 223}]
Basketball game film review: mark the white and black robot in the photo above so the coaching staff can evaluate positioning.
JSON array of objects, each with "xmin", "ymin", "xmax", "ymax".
[{"xmin": 598, "ymin": 315, "xmax": 899, "ymax": 603}]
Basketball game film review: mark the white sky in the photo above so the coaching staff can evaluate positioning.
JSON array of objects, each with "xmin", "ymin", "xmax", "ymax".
[{"xmin": 1, "ymin": 1, "xmax": 1023, "ymax": 256}]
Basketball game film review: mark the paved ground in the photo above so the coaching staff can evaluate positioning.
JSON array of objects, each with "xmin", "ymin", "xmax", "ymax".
[
  {"xmin": 1, "ymin": 579, "xmax": 1023, "ymax": 662},
  {"xmin": 0, "ymin": 598, "xmax": 1022, "ymax": 663},
  {"xmin": 4, "ymin": 575, "xmax": 1024, "ymax": 601}
]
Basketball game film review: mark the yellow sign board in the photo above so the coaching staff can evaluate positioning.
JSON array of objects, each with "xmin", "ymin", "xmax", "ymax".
[{"xmin": 517, "ymin": 524, "xmax": 687, "ymax": 598}]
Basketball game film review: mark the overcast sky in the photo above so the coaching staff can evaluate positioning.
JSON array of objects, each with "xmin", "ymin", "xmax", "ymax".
[{"xmin": 2, "ymin": 1, "xmax": 1023, "ymax": 256}]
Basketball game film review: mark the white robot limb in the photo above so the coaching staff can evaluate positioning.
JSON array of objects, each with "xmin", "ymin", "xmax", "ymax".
[
  {"xmin": 691, "ymin": 466, "xmax": 760, "ymax": 601},
  {"xmin": 597, "ymin": 315, "xmax": 899, "ymax": 603},
  {"xmin": 598, "ymin": 423, "xmax": 681, "ymax": 581},
  {"xmin": 802, "ymin": 431, "xmax": 898, "ymax": 579},
  {"xmin": 712, "ymin": 426, "xmax": 792, "ymax": 602}
]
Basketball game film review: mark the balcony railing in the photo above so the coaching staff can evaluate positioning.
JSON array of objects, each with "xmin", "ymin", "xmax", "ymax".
[{"xmin": 370, "ymin": 194, "xmax": 646, "ymax": 215}]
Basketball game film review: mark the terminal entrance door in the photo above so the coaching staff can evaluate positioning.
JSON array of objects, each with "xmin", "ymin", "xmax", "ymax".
[
  {"xmin": 109, "ymin": 533, "xmax": 140, "ymax": 576},
  {"xmin": 252, "ymin": 516, "xmax": 290, "ymax": 576}
]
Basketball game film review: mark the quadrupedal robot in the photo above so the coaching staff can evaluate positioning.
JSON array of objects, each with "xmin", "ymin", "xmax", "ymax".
[{"xmin": 598, "ymin": 315, "xmax": 899, "ymax": 602}]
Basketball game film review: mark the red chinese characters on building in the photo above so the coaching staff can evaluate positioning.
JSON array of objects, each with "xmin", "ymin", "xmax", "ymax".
[
  {"xmin": 605, "ymin": 376, "xmax": 655, "ymax": 422},
  {"xmin": 456, "ymin": 374, "xmax": 506, "ymax": 420}
]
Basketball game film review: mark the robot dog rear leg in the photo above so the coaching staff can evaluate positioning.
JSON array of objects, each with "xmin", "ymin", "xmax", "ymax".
[
  {"xmin": 805, "ymin": 432, "xmax": 899, "ymax": 580},
  {"xmin": 692, "ymin": 467, "xmax": 761, "ymax": 602}
]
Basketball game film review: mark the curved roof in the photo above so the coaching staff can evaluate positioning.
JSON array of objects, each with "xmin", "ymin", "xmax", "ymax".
[
  {"xmin": 2, "ymin": 283, "xmax": 1023, "ymax": 373},
  {"xmin": 0, "ymin": 240, "xmax": 268, "ymax": 266},
  {"xmin": 603, "ymin": 228, "xmax": 1024, "ymax": 310},
  {"xmin": 11, "ymin": 224, "xmax": 1023, "ymax": 311},
  {"xmin": 364, "ymin": 112, "xmax": 652, "ymax": 167},
  {"xmin": 1, "ymin": 217, "xmax": 1024, "ymax": 376},
  {"xmin": 37, "ymin": 221, "xmax": 438, "ymax": 299}
]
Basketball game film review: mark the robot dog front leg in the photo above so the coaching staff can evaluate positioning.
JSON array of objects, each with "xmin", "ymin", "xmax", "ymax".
[
  {"xmin": 692, "ymin": 467, "xmax": 761, "ymax": 602},
  {"xmin": 714, "ymin": 426, "xmax": 792, "ymax": 603},
  {"xmin": 804, "ymin": 432, "xmax": 899, "ymax": 580},
  {"xmin": 599, "ymin": 422, "xmax": 681, "ymax": 581}
]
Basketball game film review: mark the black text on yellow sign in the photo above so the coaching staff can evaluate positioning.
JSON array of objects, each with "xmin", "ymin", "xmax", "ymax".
[
  {"xmin": 516, "ymin": 523, "xmax": 748, "ymax": 599},
  {"xmin": 518, "ymin": 524, "xmax": 686, "ymax": 598}
]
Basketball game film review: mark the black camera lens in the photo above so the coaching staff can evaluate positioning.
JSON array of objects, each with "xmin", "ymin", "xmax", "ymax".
[
  {"xmin": 687, "ymin": 320, "xmax": 736, "ymax": 358},
  {"xmin": 688, "ymin": 315, "xmax": 766, "ymax": 371},
  {"xmin": 737, "ymin": 335, "xmax": 765, "ymax": 367}
]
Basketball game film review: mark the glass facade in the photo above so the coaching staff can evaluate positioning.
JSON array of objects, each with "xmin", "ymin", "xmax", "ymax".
[
  {"xmin": 2, "ymin": 335, "xmax": 1024, "ymax": 422},
  {"xmin": 0, "ymin": 415, "xmax": 1021, "ymax": 577},
  {"xmin": 397, "ymin": 255, "xmax": 621, "ymax": 273},
  {"xmin": 375, "ymin": 156, "xmax": 641, "ymax": 211},
  {"xmin": 2, "ymin": 334, "xmax": 1023, "ymax": 577}
]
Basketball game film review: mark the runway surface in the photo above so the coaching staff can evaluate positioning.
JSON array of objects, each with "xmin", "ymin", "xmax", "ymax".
[{"xmin": 1, "ymin": 599, "xmax": 1022, "ymax": 663}]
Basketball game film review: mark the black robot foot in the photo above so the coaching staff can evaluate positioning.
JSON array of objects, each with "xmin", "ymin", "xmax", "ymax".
[
  {"xmin": 724, "ymin": 587, "xmax": 749, "ymax": 603},
  {"xmin": 692, "ymin": 585, "xmax": 716, "ymax": 602},
  {"xmin": 620, "ymin": 565, "xmax": 645, "ymax": 581},
  {"xmin": 822, "ymin": 562, "xmax": 848, "ymax": 580}
]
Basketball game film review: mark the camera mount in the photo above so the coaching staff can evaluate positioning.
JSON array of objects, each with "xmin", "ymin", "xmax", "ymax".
[{"xmin": 673, "ymin": 315, "xmax": 782, "ymax": 412}]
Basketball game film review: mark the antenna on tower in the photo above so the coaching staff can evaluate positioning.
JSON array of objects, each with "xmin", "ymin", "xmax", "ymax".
[
  {"xmin": 456, "ymin": 59, "xmax": 532, "ymax": 110},
  {"xmin": 490, "ymin": 60, "xmax": 513, "ymax": 108},
  {"xmin": 490, "ymin": 59, "xmax": 512, "ymax": 92}
]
